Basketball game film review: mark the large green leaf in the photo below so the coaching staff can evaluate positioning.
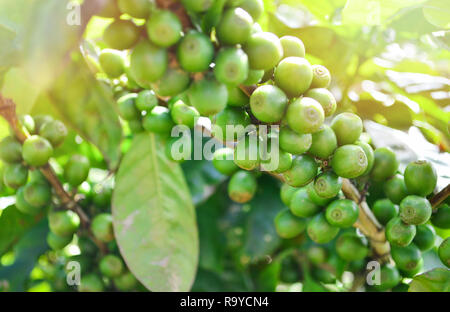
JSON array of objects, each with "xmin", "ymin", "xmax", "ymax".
[
  {"xmin": 112, "ymin": 133, "xmax": 198, "ymax": 292},
  {"xmin": 408, "ymin": 268, "xmax": 450, "ymax": 291},
  {"xmin": 423, "ymin": 0, "xmax": 450, "ymax": 28},
  {"xmin": 43, "ymin": 53, "xmax": 122, "ymax": 169},
  {"xmin": 0, "ymin": 218, "xmax": 49, "ymax": 291},
  {"xmin": 0, "ymin": 206, "xmax": 39, "ymax": 256}
]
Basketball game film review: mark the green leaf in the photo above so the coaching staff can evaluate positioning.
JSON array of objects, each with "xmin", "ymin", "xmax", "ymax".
[
  {"xmin": 342, "ymin": 0, "xmax": 426, "ymax": 26},
  {"xmin": 44, "ymin": 53, "xmax": 122, "ymax": 169},
  {"xmin": 0, "ymin": 218, "xmax": 49, "ymax": 291},
  {"xmin": 0, "ymin": 206, "xmax": 39, "ymax": 256},
  {"xmin": 112, "ymin": 133, "xmax": 198, "ymax": 292},
  {"xmin": 423, "ymin": 0, "xmax": 450, "ymax": 28},
  {"xmin": 239, "ymin": 176, "xmax": 284, "ymax": 264},
  {"xmin": 408, "ymin": 268, "xmax": 450, "ymax": 291}
]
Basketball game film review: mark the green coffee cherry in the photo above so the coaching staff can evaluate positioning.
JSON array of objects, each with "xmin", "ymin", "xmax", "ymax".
[
  {"xmin": 331, "ymin": 145, "xmax": 368, "ymax": 179},
  {"xmin": 79, "ymin": 274, "xmax": 104, "ymax": 292},
  {"xmin": 217, "ymin": 7, "xmax": 253, "ymax": 45},
  {"xmin": 336, "ymin": 232, "xmax": 369, "ymax": 261},
  {"xmin": 103, "ymin": 20, "xmax": 140, "ymax": 50},
  {"xmin": 99, "ymin": 49, "xmax": 125, "ymax": 78},
  {"xmin": 117, "ymin": 0, "xmax": 151, "ymax": 18},
  {"xmin": 399, "ymin": 195, "xmax": 432, "ymax": 225},
  {"xmin": 391, "ymin": 244, "xmax": 422, "ymax": 272},
  {"xmin": 404, "ymin": 160, "xmax": 437, "ymax": 197},
  {"xmin": 146, "ymin": 10, "xmax": 182, "ymax": 47},
  {"xmin": 244, "ymin": 32, "xmax": 283, "ymax": 70},
  {"xmin": 182, "ymin": 0, "xmax": 213, "ymax": 12},
  {"xmin": 312, "ymin": 267, "xmax": 336, "ymax": 284},
  {"xmin": 250, "ymin": 85, "xmax": 287, "ymax": 123},
  {"xmin": 330, "ymin": 113, "xmax": 362, "ymax": 146},
  {"xmin": 279, "ymin": 126, "xmax": 312, "ymax": 155},
  {"xmin": 23, "ymin": 181, "xmax": 51, "ymax": 208},
  {"xmin": 227, "ymin": 86, "xmax": 249, "ymax": 107},
  {"xmin": 280, "ymin": 183, "xmax": 297, "ymax": 206},
  {"xmin": 128, "ymin": 119, "xmax": 144, "ymax": 134},
  {"xmin": 15, "ymin": 186, "xmax": 41, "ymax": 215},
  {"xmin": 97, "ymin": 0, "xmax": 120, "ymax": 18},
  {"xmin": 413, "ymin": 224, "xmax": 435, "ymax": 251},
  {"xmin": 431, "ymin": 203, "xmax": 450, "ymax": 229},
  {"xmin": 261, "ymin": 149, "xmax": 292, "ymax": 174},
  {"xmin": 305, "ymin": 88, "xmax": 336, "ymax": 117},
  {"xmin": 151, "ymin": 68, "xmax": 190, "ymax": 97},
  {"xmin": 355, "ymin": 141, "xmax": 374, "ymax": 176},
  {"xmin": 242, "ymin": 69, "xmax": 264, "ymax": 86},
  {"xmin": 307, "ymin": 212, "xmax": 339, "ymax": 244},
  {"xmin": 306, "ymin": 182, "xmax": 334, "ymax": 206},
  {"xmin": 212, "ymin": 148, "xmax": 239, "ymax": 176},
  {"xmin": 239, "ymin": 0, "xmax": 264, "ymax": 20},
  {"xmin": 3, "ymin": 163, "xmax": 28, "ymax": 189},
  {"xmin": 212, "ymin": 107, "xmax": 250, "ymax": 141},
  {"xmin": 22, "ymin": 135, "xmax": 53, "ymax": 167},
  {"xmin": 314, "ymin": 171, "xmax": 342, "ymax": 199},
  {"xmin": 165, "ymin": 136, "xmax": 191, "ymax": 163},
  {"xmin": 19, "ymin": 115, "xmax": 36, "ymax": 135},
  {"xmin": 228, "ymin": 170, "xmax": 257, "ymax": 203},
  {"xmin": 308, "ymin": 125, "xmax": 337, "ymax": 159},
  {"xmin": 100, "ymin": 254, "xmax": 124, "ymax": 278},
  {"xmin": 177, "ymin": 31, "xmax": 214, "ymax": 72},
  {"xmin": 325, "ymin": 199, "xmax": 359, "ymax": 228},
  {"xmin": 114, "ymin": 271, "xmax": 138, "ymax": 291},
  {"xmin": 49, "ymin": 210, "xmax": 80, "ymax": 237},
  {"xmin": 286, "ymin": 97, "xmax": 324, "ymax": 134},
  {"xmin": 47, "ymin": 232, "xmax": 73, "ymax": 250},
  {"xmin": 136, "ymin": 90, "xmax": 158, "ymax": 112},
  {"xmin": 170, "ymin": 100, "xmax": 200, "ymax": 128},
  {"xmin": 274, "ymin": 208, "xmax": 307, "ymax": 239},
  {"xmin": 385, "ymin": 217, "xmax": 416, "ymax": 247},
  {"xmin": 438, "ymin": 237, "xmax": 450, "ymax": 268},
  {"xmin": 33, "ymin": 115, "xmax": 53, "ymax": 133},
  {"xmin": 91, "ymin": 213, "xmax": 114, "ymax": 242},
  {"xmin": 188, "ymin": 78, "xmax": 228, "ymax": 116},
  {"xmin": 383, "ymin": 174, "xmax": 408, "ymax": 205},
  {"xmin": 275, "ymin": 57, "xmax": 313, "ymax": 97},
  {"xmin": 400, "ymin": 257, "xmax": 423, "ymax": 278},
  {"xmin": 0, "ymin": 136, "xmax": 22, "ymax": 163},
  {"xmin": 372, "ymin": 264, "xmax": 401, "ymax": 291},
  {"xmin": 234, "ymin": 135, "xmax": 260, "ymax": 170},
  {"xmin": 371, "ymin": 147, "xmax": 399, "ymax": 182},
  {"xmin": 130, "ymin": 41, "xmax": 168, "ymax": 86},
  {"xmin": 372, "ymin": 198, "xmax": 398, "ymax": 226},
  {"xmin": 289, "ymin": 187, "xmax": 320, "ymax": 218},
  {"xmin": 143, "ymin": 106, "xmax": 175, "ymax": 134},
  {"xmin": 214, "ymin": 47, "xmax": 249, "ymax": 86},
  {"xmin": 279, "ymin": 36, "xmax": 305, "ymax": 58},
  {"xmin": 118, "ymin": 93, "xmax": 140, "ymax": 120},
  {"xmin": 283, "ymin": 155, "xmax": 318, "ymax": 187},
  {"xmin": 39, "ymin": 120, "xmax": 68, "ymax": 147},
  {"xmin": 306, "ymin": 246, "xmax": 327, "ymax": 265},
  {"xmin": 64, "ymin": 155, "xmax": 90, "ymax": 186},
  {"xmin": 310, "ymin": 65, "xmax": 331, "ymax": 89},
  {"xmin": 78, "ymin": 237, "xmax": 98, "ymax": 256}
]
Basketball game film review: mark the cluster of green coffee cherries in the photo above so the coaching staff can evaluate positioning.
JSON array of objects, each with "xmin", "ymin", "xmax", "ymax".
[
  {"xmin": 0, "ymin": 115, "xmax": 138, "ymax": 291},
  {"xmin": 274, "ymin": 154, "xmax": 450, "ymax": 290}
]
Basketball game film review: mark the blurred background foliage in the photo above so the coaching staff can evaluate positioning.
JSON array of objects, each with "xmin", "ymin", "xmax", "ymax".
[{"xmin": 0, "ymin": 0, "xmax": 449, "ymax": 292}]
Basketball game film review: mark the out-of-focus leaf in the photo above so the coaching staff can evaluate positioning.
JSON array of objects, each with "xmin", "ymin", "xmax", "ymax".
[
  {"xmin": 197, "ymin": 188, "xmax": 228, "ymax": 273},
  {"xmin": 0, "ymin": 219, "xmax": 48, "ymax": 291},
  {"xmin": 254, "ymin": 260, "xmax": 282, "ymax": 291},
  {"xmin": 0, "ymin": 206, "xmax": 39, "ymax": 256},
  {"xmin": 112, "ymin": 133, "xmax": 198, "ymax": 292},
  {"xmin": 192, "ymin": 267, "xmax": 250, "ymax": 292},
  {"xmin": 239, "ymin": 176, "xmax": 284, "ymax": 264},
  {"xmin": 45, "ymin": 53, "xmax": 122, "ymax": 169},
  {"xmin": 389, "ymin": 6, "xmax": 439, "ymax": 35},
  {"xmin": 409, "ymin": 268, "xmax": 450, "ymax": 292},
  {"xmin": 342, "ymin": 0, "xmax": 426, "ymax": 26},
  {"xmin": 364, "ymin": 120, "xmax": 450, "ymax": 189},
  {"xmin": 281, "ymin": 0, "xmax": 346, "ymax": 23},
  {"xmin": 423, "ymin": 0, "xmax": 450, "ymax": 29}
]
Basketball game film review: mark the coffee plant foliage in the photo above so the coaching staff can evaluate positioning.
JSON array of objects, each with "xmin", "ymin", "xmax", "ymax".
[{"xmin": 0, "ymin": 0, "xmax": 449, "ymax": 292}]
